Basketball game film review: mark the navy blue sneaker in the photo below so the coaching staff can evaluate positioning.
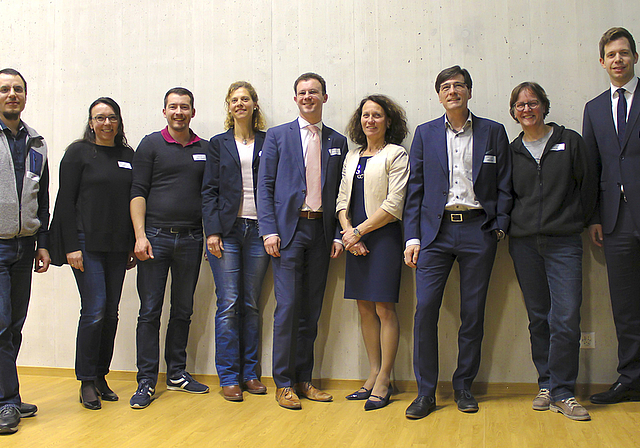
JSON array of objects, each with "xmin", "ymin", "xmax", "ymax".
[
  {"xmin": 166, "ymin": 372, "xmax": 209, "ymax": 394},
  {"xmin": 130, "ymin": 380, "xmax": 155, "ymax": 409}
]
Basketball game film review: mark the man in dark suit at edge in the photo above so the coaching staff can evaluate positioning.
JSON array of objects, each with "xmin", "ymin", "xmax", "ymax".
[
  {"xmin": 257, "ymin": 72, "xmax": 347, "ymax": 409},
  {"xmin": 584, "ymin": 27, "xmax": 640, "ymax": 405},
  {"xmin": 403, "ymin": 66, "xmax": 512, "ymax": 419}
]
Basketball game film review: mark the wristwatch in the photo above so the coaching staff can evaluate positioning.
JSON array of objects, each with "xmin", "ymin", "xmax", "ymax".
[{"xmin": 353, "ymin": 227, "xmax": 362, "ymax": 237}]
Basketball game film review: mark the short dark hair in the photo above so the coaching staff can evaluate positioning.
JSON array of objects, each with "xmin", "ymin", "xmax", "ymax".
[
  {"xmin": 346, "ymin": 94, "xmax": 409, "ymax": 148},
  {"xmin": 599, "ymin": 27, "xmax": 637, "ymax": 59},
  {"xmin": 509, "ymin": 82, "xmax": 550, "ymax": 122},
  {"xmin": 0, "ymin": 68, "xmax": 27, "ymax": 94},
  {"xmin": 435, "ymin": 65, "xmax": 472, "ymax": 93},
  {"xmin": 294, "ymin": 72, "xmax": 327, "ymax": 95},
  {"xmin": 224, "ymin": 81, "xmax": 266, "ymax": 132},
  {"xmin": 83, "ymin": 97, "xmax": 130, "ymax": 148},
  {"xmin": 164, "ymin": 87, "xmax": 194, "ymax": 108}
]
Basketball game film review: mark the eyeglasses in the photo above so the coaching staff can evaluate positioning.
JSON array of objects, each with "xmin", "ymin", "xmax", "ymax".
[
  {"xmin": 440, "ymin": 82, "xmax": 468, "ymax": 93},
  {"xmin": 92, "ymin": 115, "xmax": 119, "ymax": 124},
  {"xmin": 514, "ymin": 101, "xmax": 540, "ymax": 111}
]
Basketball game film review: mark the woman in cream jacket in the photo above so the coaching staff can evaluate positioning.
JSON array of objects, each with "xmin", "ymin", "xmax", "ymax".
[{"xmin": 337, "ymin": 94, "xmax": 409, "ymax": 411}]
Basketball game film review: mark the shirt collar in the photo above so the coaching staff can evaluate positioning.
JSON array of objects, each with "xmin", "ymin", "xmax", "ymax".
[
  {"xmin": 161, "ymin": 126, "xmax": 201, "ymax": 146},
  {"xmin": 0, "ymin": 118, "xmax": 25, "ymax": 133},
  {"xmin": 298, "ymin": 116, "xmax": 323, "ymax": 131},
  {"xmin": 610, "ymin": 76, "xmax": 639, "ymax": 98},
  {"xmin": 444, "ymin": 111, "xmax": 472, "ymax": 133}
]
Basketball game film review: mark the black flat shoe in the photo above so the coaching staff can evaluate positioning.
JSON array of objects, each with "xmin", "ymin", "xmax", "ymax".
[
  {"xmin": 346, "ymin": 386, "xmax": 371, "ymax": 400},
  {"xmin": 406, "ymin": 395, "xmax": 436, "ymax": 419},
  {"xmin": 364, "ymin": 387, "xmax": 392, "ymax": 411},
  {"xmin": 79, "ymin": 384, "xmax": 101, "ymax": 410},
  {"xmin": 454, "ymin": 389, "xmax": 478, "ymax": 413},
  {"xmin": 95, "ymin": 378, "xmax": 119, "ymax": 402}
]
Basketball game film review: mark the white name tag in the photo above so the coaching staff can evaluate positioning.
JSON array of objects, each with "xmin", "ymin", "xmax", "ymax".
[
  {"xmin": 329, "ymin": 147, "xmax": 341, "ymax": 156},
  {"xmin": 550, "ymin": 143, "xmax": 565, "ymax": 151},
  {"xmin": 193, "ymin": 154, "xmax": 206, "ymax": 161},
  {"xmin": 483, "ymin": 154, "xmax": 496, "ymax": 163},
  {"xmin": 118, "ymin": 161, "xmax": 132, "ymax": 169},
  {"xmin": 26, "ymin": 171, "xmax": 40, "ymax": 182}
]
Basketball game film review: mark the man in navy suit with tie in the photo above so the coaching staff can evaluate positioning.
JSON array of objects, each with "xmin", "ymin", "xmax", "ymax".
[
  {"xmin": 403, "ymin": 66, "xmax": 512, "ymax": 419},
  {"xmin": 583, "ymin": 27, "xmax": 640, "ymax": 404},
  {"xmin": 257, "ymin": 72, "xmax": 347, "ymax": 409}
]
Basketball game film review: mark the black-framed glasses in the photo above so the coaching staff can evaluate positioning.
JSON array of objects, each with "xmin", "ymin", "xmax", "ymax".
[
  {"xmin": 514, "ymin": 101, "xmax": 540, "ymax": 111},
  {"xmin": 92, "ymin": 115, "xmax": 119, "ymax": 124}
]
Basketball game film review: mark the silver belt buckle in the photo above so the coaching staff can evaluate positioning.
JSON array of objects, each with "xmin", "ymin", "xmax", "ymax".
[{"xmin": 450, "ymin": 213, "xmax": 463, "ymax": 222}]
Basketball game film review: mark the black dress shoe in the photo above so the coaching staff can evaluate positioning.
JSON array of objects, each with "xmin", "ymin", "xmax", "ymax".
[
  {"xmin": 590, "ymin": 382, "xmax": 640, "ymax": 404},
  {"xmin": 18, "ymin": 402, "xmax": 37, "ymax": 418},
  {"xmin": 95, "ymin": 377, "xmax": 119, "ymax": 401},
  {"xmin": 364, "ymin": 387, "xmax": 391, "ymax": 411},
  {"xmin": 345, "ymin": 386, "xmax": 371, "ymax": 400},
  {"xmin": 79, "ymin": 383, "xmax": 102, "ymax": 410},
  {"xmin": 405, "ymin": 395, "xmax": 436, "ymax": 419},
  {"xmin": 454, "ymin": 389, "xmax": 478, "ymax": 413}
]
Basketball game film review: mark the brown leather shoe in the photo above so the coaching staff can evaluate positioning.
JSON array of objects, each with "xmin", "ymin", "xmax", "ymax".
[
  {"xmin": 295, "ymin": 382, "xmax": 333, "ymax": 402},
  {"xmin": 244, "ymin": 379, "xmax": 267, "ymax": 394},
  {"xmin": 275, "ymin": 387, "xmax": 301, "ymax": 409},
  {"xmin": 222, "ymin": 385, "xmax": 243, "ymax": 402}
]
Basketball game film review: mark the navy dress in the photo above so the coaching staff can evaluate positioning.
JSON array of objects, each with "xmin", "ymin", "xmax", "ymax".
[{"xmin": 344, "ymin": 156, "xmax": 402, "ymax": 303}]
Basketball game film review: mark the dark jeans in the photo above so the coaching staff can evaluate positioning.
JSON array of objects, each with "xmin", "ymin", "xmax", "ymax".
[
  {"xmin": 72, "ymin": 234, "xmax": 128, "ymax": 381},
  {"xmin": 509, "ymin": 234, "xmax": 583, "ymax": 402},
  {"xmin": 135, "ymin": 226, "xmax": 203, "ymax": 386},
  {"xmin": 207, "ymin": 219, "xmax": 270, "ymax": 387},
  {"xmin": 0, "ymin": 235, "xmax": 35, "ymax": 406}
]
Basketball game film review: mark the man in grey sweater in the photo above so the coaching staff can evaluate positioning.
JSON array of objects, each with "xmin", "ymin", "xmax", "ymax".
[{"xmin": 0, "ymin": 68, "xmax": 50, "ymax": 435}]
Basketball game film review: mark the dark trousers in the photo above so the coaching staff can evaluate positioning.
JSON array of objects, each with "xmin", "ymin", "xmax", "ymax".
[
  {"xmin": 603, "ymin": 200, "xmax": 640, "ymax": 388},
  {"xmin": 413, "ymin": 216, "xmax": 497, "ymax": 397},
  {"xmin": 72, "ymin": 233, "xmax": 128, "ymax": 381},
  {"xmin": 509, "ymin": 234, "xmax": 583, "ymax": 401},
  {"xmin": 135, "ymin": 227, "xmax": 203, "ymax": 386},
  {"xmin": 0, "ymin": 236, "xmax": 35, "ymax": 406},
  {"xmin": 271, "ymin": 218, "xmax": 330, "ymax": 388}
]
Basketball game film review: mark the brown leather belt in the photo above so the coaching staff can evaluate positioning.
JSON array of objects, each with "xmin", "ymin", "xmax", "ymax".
[
  {"xmin": 299, "ymin": 211, "xmax": 323, "ymax": 219},
  {"xmin": 444, "ymin": 209, "xmax": 484, "ymax": 222}
]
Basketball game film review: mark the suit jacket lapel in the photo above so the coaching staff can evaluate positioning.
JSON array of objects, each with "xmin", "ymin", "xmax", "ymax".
[
  {"xmin": 434, "ymin": 118, "xmax": 448, "ymax": 177},
  {"xmin": 471, "ymin": 114, "xmax": 488, "ymax": 184},
  {"xmin": 290, "ymin": 120, "xmax": 306, "ymax": 180},
  {"xmin": 223, "ymin": 129, "xmax": 240, "ymax": 167},
  {"xmin": 252, "ymin": 132, "xmax": 264, "ymax": 168},
  {"xmin": 623, "ymin": 79, "xmax": 640, "ymax": 150},
  {"xmin": 321, "ymin": 126, "xmax": 330, "ymax": 187}
]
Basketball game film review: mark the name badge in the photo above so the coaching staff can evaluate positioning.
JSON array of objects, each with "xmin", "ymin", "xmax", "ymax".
[
  {"xmin": 193, "ymin": 154, "xmax": 206, "ymax": 161},
  {"xmin": 329, "ymin": 147, "xmax": 341, "ymax": 156},
  {"xmin": 483, "ymin": 154, "xmax": 496, "ymax": 163},
  {"xmin": 118, "ymin": 161, "xmax": 132, "ymax": 169},
  {"xmin": 26, "ymin": 171, "xmax": 40, "ymax": 182},
  {"xmin": 550, "ymin": 143, "xmax": 565, "ymax": 151}
]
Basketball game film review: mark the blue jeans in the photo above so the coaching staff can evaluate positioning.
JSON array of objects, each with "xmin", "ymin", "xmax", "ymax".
[
  {"xmin": 72, "ymin": 234, "xmax": 128, "ymax": 381},
  {"xmin": 0, "ymin": 236, "xmax": 36, "ymax": 406},
  {"xmin": 135, "ymin": 226, "xmax": 203, "ymax": 386},
  {"xmin": 207, "ymin": 219, "xmax": 270, "ymax": 387},
  {"xmin": 509, "ymin": 234, "xmax": 583, "ymax": 402}
]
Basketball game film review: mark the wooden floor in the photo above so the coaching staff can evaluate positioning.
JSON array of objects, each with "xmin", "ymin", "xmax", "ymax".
[{"xmin": 4, "ymin": 369, "xmax": 640, "ymax": 448}]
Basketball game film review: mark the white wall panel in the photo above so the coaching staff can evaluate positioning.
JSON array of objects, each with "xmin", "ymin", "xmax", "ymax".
[{"xmin": 5, "ymin": 0, "xmax": 637, "ymax": 385}]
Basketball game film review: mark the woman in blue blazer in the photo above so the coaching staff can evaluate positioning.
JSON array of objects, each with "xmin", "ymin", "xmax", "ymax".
[{"xmin": 202, "ymin": 81, "xmax": 270, "ymax": 402}]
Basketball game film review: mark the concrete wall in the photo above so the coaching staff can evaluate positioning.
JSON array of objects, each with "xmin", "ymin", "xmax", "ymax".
[{"xmin": 5, "ymin": 0, "xmax": 634, "ymax": 385}]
